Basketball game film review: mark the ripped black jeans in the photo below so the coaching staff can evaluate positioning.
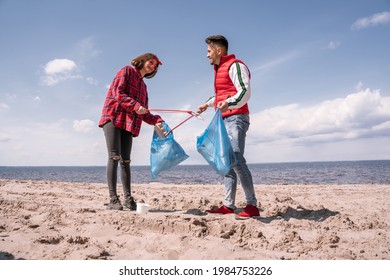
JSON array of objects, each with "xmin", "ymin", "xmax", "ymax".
[{"xmin": 103, "ymin": 121, "xmax": 133, "ymax": 199}]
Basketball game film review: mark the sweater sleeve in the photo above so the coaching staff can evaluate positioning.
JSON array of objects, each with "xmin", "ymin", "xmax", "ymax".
[
  {"xmin": 226, "ymin": 62, "xmax": 251, "ymax": 109},
  {"xmin": 142, "ymin": 113, "xmax": 164, "ymax": 126},
  {"xmin": 205, "ymin": 96, "xmax": 215, "ymax": 107}
]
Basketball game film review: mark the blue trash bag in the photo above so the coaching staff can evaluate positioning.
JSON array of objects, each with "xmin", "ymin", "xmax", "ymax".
[
  {"xmin": 196, "ymin": 109, "xmax": 237, "ymax": 176},
  {"xmin": 150, "ymin": 122, "xmax": 189, "ymax": 179}
]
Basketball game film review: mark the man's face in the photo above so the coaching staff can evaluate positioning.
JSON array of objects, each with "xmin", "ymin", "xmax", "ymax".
[{"xmin": 207, "ymin": 45, "xmax": 221, "ymax": 65}]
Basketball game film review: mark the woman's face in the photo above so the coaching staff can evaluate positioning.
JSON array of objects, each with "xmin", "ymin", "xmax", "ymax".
[{"xmin": 144, "ymin": 59, "xmax": 158, "ymax": 74}]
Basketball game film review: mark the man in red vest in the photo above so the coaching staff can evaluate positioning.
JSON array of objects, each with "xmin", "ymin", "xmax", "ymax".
[{"xmin": 197, "ymin": 35, "xmax": 260, "ymax": 218}]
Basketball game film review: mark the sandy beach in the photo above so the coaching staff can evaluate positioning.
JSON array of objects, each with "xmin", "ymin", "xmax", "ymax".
[{"xmin": 0, "ymin": 179, "xmax": 389, "ymax": 260}]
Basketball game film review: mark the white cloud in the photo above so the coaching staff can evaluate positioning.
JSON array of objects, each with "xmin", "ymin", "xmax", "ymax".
[
  {"xmin": 355, "ymin": 81, "xmax": 364, "ymax": 91},
  {"xmin": 40, "ymin": 57, "xmax": 99, "ymax": 86},
  {"xmin": 44, "ymin": 58, "xmax": 77, "ymax": 75},
  {"xmin": 326, "ymin": 41, "xmax": 340, "ymax": 50},
  {"xmin": 0, "ymin": 102, "xmax": 10, "ymax": 110},
  {"xmin": 373, "ymin": 121, "xmax": 390, "ymax": 131},
  {"xmin": 249, "ymin": 88, "xmax": 390, "ymax": 144},
  {"xmin": 0, "ymin": 119, "xmax": 104, "ymax": 166},
  {"xmin": 252, "ymin": 50, "xmax": 302, "ymax": 73},
  {"xmin": 40, "ymin": 74, "xmax": 83, "ymax": 86},
  {"xmin": 6, "ymin": 93, "xmax": 17, "ymax": 100},
  {"xmin": 73, "ymin": 119, "xmax": 97, "ymax": 133},
  {"xmin": 351, "ymin": 11, "xmax": 390, "ymax": 30},
  {"xmin": 41, "ymin": 58, "xmax": 82, "ymax": 86},
  {"xmin": 76, "ymin": 36, "xmax": 101, "ymax": 59},
  {"xmin": 0, "ymin": 133, "xmax": 12, "ymax": 142},
  {"xmin": 86, "ymin": 77, "xmax": 98, "ymax": 85},
  {"xmin": 1, "ymin": 89, "xmax": 388, "ymax": 166}
]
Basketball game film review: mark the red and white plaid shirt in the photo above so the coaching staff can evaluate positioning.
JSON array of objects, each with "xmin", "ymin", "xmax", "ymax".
[{"xmin": 99, "ymin": 65, "xmax": 163, "ymax": 137}]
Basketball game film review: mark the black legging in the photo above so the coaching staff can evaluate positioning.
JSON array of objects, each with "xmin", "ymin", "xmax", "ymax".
[{"xmin": 103, "ymin": 121, "xmax": 133, "ymax": 199}]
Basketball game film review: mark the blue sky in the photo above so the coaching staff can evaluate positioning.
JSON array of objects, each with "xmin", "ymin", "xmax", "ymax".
[{"xmin": 0, "ymin": 0, "xmax": 389, "ymax": 166}]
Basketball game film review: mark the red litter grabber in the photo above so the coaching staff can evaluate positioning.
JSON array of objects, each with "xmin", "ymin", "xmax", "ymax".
[{"xmin": 149, "ymin": 109, "xmax": 203, "ymax": 136}]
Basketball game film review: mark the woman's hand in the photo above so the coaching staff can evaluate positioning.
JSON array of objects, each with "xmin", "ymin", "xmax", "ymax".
[{"xmin": 135, "ymin": 106, "xmax": 149, "ymax": 115}]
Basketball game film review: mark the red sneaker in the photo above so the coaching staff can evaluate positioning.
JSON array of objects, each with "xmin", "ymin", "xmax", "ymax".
[
  {"xmin": 237, "ymin": 204, "xmax": 260, "ymax": 218},
  {"xmin": 206, "ymin": 205, "xmax": 234, "ymax": 214}
]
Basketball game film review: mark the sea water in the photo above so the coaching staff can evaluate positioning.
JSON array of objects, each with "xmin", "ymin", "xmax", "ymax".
[{"xmin": 0, "ymin": 160, "xmax": 389, "ymax": 185}]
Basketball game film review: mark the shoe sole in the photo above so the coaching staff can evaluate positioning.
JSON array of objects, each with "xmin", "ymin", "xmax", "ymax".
[
  {"xmin": 235, "ymin": 215, "xmax": 260, "ymax": 220},
  {"xmin": 206, "ymin": 212, "xmax": 234, "ymax": 215}
]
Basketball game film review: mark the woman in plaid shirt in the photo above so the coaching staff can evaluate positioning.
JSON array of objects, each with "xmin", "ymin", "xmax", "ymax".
[{"xmin": 99, "ymin": 53, "xmax": 164, "ymax": 210}]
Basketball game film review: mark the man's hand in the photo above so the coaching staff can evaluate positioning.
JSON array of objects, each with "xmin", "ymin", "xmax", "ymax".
[
  {"xmin": 197, "ymin": 103, "xmax": 209, "ymax": 114},
  {"xmin": 217, "ymin": 101, "xmax": 229, "ymax": 113}
]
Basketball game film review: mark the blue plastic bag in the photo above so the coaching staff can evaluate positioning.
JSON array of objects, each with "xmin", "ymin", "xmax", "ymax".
[
  {"xmin": 150, "ymin": 122, "xmax": 189, "ymax": 179},
  {"xmin": 196, "ymin": 109, "xmax": 237, "ymax": 176}
]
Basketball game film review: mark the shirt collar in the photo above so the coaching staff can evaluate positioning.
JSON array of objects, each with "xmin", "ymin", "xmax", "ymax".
[{"xmin": 134, "ymin": 67, "xmax": 143, "ymax": 79}]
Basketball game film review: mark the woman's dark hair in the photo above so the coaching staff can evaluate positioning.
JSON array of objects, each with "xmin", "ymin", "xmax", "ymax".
[
  {"xmin": 205, "ymin": 35, "xmax": 229, "ymax": 52},
  {"xmin": 131, "ymin": 53, "xmax": 162, "ymax": 79}
]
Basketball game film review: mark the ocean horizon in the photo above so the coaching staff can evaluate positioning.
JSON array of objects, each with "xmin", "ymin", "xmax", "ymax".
[{"xmin": 1, "ymin": 160, "xmax": 389, "ymax": 185}]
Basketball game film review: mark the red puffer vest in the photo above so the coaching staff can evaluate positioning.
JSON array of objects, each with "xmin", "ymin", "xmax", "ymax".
[{"xmin": 214, "ymin": 54, "xmax": 250, "ymax": 118}]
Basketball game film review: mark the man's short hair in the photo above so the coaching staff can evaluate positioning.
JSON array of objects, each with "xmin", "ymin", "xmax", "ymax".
[{"xmin": 205, "ymin": 35, "xmax": 228, "ymax": 52}]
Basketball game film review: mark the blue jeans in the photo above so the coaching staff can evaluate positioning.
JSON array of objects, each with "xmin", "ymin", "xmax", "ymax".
[{"xmin": 223, "ymin": 114, "xmax": 257, "ymax": 209}]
